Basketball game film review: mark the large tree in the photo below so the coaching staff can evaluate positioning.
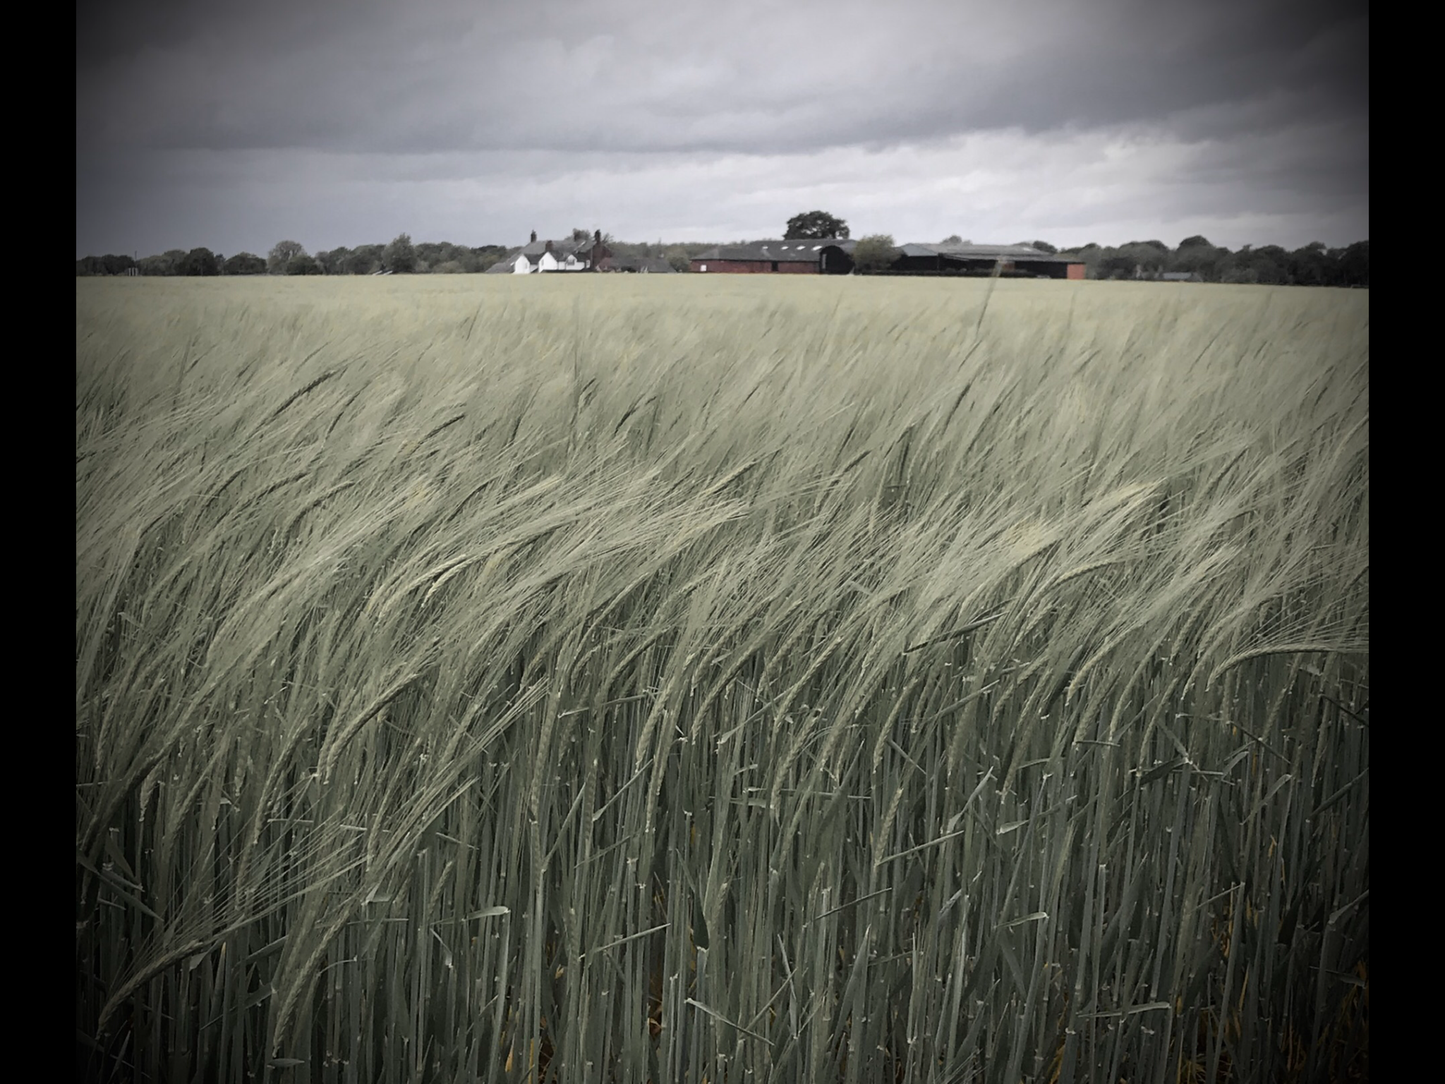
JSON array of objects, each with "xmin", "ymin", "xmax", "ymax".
[
  {"xmin": 224, "ymin": 252, "xmax": 267, "ymax": 275},
  {"xmin": 383, "ymin": 233, "xmax": 417, "ymax": 273},
  {"xmin": 785, "ymin": 210, "xmax": 849, "ymax": 240},
  {"xmin": 343, "ymin": 245, "xmax": 385, "ymax": 275},
  {"xmin": 1098, "ymin": 253, "xmax": 1138, "ymax": 280},
  {"xmin": 179, "ymin": 247, "xmax": 220, "ymax": 276},
  {"xmin": 316, "ymin": 247, "xmax": 352, "ymax": 275},
  {"xmin": 267, "ymin": 240, "xmax": 307, "ymax": 274},
  {"xmin": 76, "ymin": 253, "xmax": 138, "ymax": 276},
  {"xmin": 850, "ymin": 234, "xmax": 898, "ymax": 274}
]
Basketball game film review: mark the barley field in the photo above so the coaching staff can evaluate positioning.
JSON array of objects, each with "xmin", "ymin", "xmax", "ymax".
[{"xmin": 77, "ymin": 275, "xmax": 1368, "ymax": 1083}]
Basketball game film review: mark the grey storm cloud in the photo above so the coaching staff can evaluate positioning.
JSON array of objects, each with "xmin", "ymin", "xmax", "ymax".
[
  {"xmin": 78, "ymin": 0, "xmax": 1365, "ymax": 156},
  {"xmin": 75, "ymin": 0, "xmax": 1367, "ymax": 256}
]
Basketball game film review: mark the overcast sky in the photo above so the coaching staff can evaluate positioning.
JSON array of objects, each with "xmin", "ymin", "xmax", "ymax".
[{"xmin": 76, "ymin": 0, "xmax": 1368, "ymax": 259}]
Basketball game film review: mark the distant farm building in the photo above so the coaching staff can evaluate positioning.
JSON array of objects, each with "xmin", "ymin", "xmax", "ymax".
[
  {"xmin": 486, "ymin": 230, "xmax": 613, "ymax": 273},
  {"xmin": 889, "ymin": 243, "xmax": 1086, "ymax": 280},
  {"xmin": 597, "ymin": 254, "xmax": 678, "ymax": 273},
  {"xmin": 690, "ymin": 239, "xmax": 856, "ymax": 274}
]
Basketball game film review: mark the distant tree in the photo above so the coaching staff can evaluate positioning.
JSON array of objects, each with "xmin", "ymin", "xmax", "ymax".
[
  {"xmin": 1098, "ymin": 253, "xmax": 1138, "ymax": 280},
  {"xmin": 423, "ymin": 241, "xmax": 487, "ymax": 271},
  {"xmin": 343, "ymin": 245, "xmax": 384, "ymax": 275},
  {"xmin": 664, "ymin": 246, "xmax": 692, "ymax": 273},
  {"xmin": 1284, "ymin": 243, "xmax": 1330, "ymax": 286},
  {"xmin": 135, "ymin": 250, "xmax": 187, "ymax": 275},
  {"xmin": 316, "ymin": 247, "xmax": 351, "ymax": 275},
  {"xmin": 1170, "ymin": 241, "xmax": 1224, "ymax": 281},
  {"xmin": 1114, "ymin": 241, "xmax": 1169, "ymax": 277},
  {"xmin": 286, "ymin": 254, "xmax": 322, "ymax": 275},
  {"xmin": 1026, "ymin": 240, "xmax": 1057, "ymax": 254},
  {"xmin": 1338, "ymin": 240, "xmax": 1369, "ymax": 287},
  {"xmin": 571, "ymin": 227, "xmax": 591, "ymax": 244},
  {"xmin": 785, "ymin": 211, "xmax": 850, "ymax": 240},
  {"xmin": 268, "ymin": 240, "xmax": 307, "ymax": 274},
  {"xmin": 940, "ymin": 234, "xmax": 963, "ymax": 244},
  {"xmin": 179, "ymin": 247, "xmax": 220, "ymax": 276},
  {"xmin": 224, "ymin": 252, "xmax": 267, "ymax": 275},
  {"xmin": 472, "ymin": 245, "xmax": 510, "ymax": 272},
  {"xmin": 76, "ymin": 253, "xmax": 139, "ymax": 275},
  {"xmin": 1178, "ymin": 235, "xmax": 1213, "ymax": 249},
  {"xmin": 383, "ymin": 233, "xmax": 417, "ymax": 274},
  {"xmin": 1237, "ymin": 245, "xmax": 1289, "ymax": 285},
  {"xmin": 851, "ymin": 234, "xmax": 899, "ymax": 274}
]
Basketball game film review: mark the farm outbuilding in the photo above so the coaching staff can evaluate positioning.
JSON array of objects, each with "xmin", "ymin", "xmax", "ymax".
[
  {"xmin": 690, "ymin": 239, "xmax": 856, "ymax": 274},
  {"xmin": 597, "ymin": 254, "xmax": 677, "ymax": 273},
  {"xmin": 486, "ymin": 230, "xmax": 614, "ymax": 273},
  {"xmin": 888, "ymin": 243, "xmax": 1086, "ymax": 279}
]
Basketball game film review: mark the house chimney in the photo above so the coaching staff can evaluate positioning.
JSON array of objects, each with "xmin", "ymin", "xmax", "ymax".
[
  {"xmin": 545, "ymin": 240, "xmax": 553, "ymax": 253},
  {"xmin": 530, "ymin": 230, "xmax": 537, "ymax": 244},
  {"xmin": 594, "ymin": 229, "xmax": 601, "ymax": 243}
]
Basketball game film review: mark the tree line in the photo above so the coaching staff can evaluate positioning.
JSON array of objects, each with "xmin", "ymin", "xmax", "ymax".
[
  {"xmin": 75, "ymin": 235, "xmax": 515, "ymax": 278},
  {"xmin": 1058, "ymin": 236, "xmax": 1370, "ymax": 287},
  {"xmin": 77, "ymin": 220, "xmax": 1369, "ymax": 287}
]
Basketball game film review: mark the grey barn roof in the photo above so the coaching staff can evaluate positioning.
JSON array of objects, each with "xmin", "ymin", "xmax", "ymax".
[
  {"xmin": 604, "ymin": 255, "xmax": 678, "ymax": 273},
  {"xmin": 900, "ymin": 243, "xmax": 1084, "ymax": 263},
  {"xmin": 694, "ymin": 238, "xmax": 856, "ymax": 261},
  {"xmin": 521, "ymin": 237, "xmax": 595, "ymax": 258}
]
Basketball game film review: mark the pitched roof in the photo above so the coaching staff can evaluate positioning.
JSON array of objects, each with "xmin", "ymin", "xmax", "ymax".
[
  {"xmin": 693, "ymin": 239, "xmax": 856, "ymax": 262},
  {"xmin": 603, "ymin": 255, "xmax": 678, "ymax": 273},
  {"xmin": 901, "ymin": 243, "xmax": 1083, "ymax": 263},
  {"xmin": 523, "ymin": 237, "xmax": 595, "ymax": 258}
]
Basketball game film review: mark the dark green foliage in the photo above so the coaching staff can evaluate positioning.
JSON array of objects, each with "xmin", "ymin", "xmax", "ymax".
[
  {"xmin": 851, "ymin": 234, "xmax": 900, "ymax": 273},
  {"xmin": 1098, "ymin": 252, "xmax": 1139, "ymax": 279},
  {"xmin": 178, "ymin": 247, "xmax": 220, "ymax": 276},
  {"xmin": 267, "ymin": 240, "xmax": 306, "ymax": 275},
  {"xmin": 382, "ymin": 233, "xmax": 416, "ymax": 274},
  {"xmin": 76, "ymin": 253, "xmax": 138, "ymax": 276},
  {"xmin": 785, "ymin": 210, "xmax": 850, "ymax": 240},
  {"xmin": 223, "ymin": 252, "xmax": 267, "ymax": 275}
]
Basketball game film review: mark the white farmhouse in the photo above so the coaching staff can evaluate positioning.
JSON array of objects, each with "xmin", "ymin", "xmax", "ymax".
[{"xmin": 489, "ymin": 230, "xmax": 613, "ymax": 274}]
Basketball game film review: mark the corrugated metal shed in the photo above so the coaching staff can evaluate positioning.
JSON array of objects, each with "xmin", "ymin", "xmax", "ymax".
[
  {"xmin": 602, "ymin": 255, "xmax": 678, "ymax": 273},
  {"xmin": 904, "ymin": 243, "xmax": 1082, "ymax": 264},
  {"xmin": 693, "ymin": 239, "xmax": 856, "ymax": 262}
]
